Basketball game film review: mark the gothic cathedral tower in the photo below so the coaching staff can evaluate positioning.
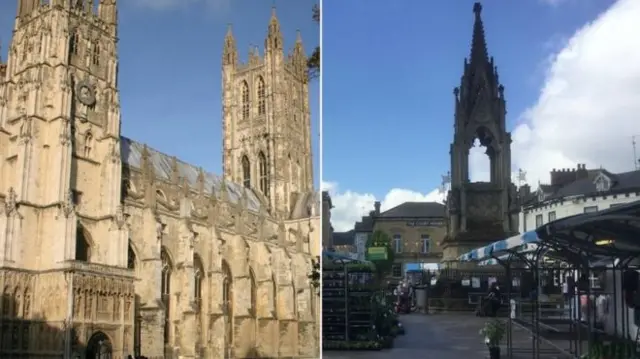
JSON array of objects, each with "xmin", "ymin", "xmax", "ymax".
[
  {"xmin": 222, "ymin": 8, "xmax": 314, "ymax": 217},
  {"xmin": 443, "ymin": 3, "xmax": 519, "ymax": 262},
  {"xmin": 0, "ymin": 0, "xmax": 127, "ymax": 270}
]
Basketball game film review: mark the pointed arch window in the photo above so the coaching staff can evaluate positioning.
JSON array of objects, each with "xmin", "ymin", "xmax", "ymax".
[
  {"xmin": 75, "ymin": 224, "xmax": 91, "ymax": 261},
  {"xmin": 241, "ymin": 155, "xmax": 251, "ymax": 188},
  {"xmin": 258, "ymin": 152, "xmax": 268, "ymax": 196},
  {"xmin": 69, "ymin": 31, "xmax": 79, "ymax": 56},
  {"xmin": 92, "ymin": 41, "xmax": 100, "ymax": 66},
  {"xmin": 257, "ymin": 77, "xmax": 266, "ymax": 115},
  {"xmin": 127, "ymin": 243, "xmax": 136, "ymax": 269},
  {"xmin": 161, "ymin": 249, "xmax": 172, "ymax": 344},
  {"xmin": 222, "ymin": 261, "xmax": 233, "ymax": 353},
  {"xmin": 241, "ymin": 81, "xmax": 249, "ymax": 120},
  {"xmin": 194, "ymin": 254, "xmax": 204, "ymax": 310},
  {"xmin": 84, "ymin": 132, "xmax": 93, "ymax": 157},
  {"xmin": 272, "ymin": 274, "xmax": 278, "ymax": 318}
]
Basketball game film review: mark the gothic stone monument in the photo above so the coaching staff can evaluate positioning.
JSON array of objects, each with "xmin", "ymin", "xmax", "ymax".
[{"xmin": 441, "ymin": 3, "xmax": 519, "ymax": 263}]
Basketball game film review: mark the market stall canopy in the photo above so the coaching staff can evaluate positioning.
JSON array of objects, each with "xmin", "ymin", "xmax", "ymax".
[
  {"xmin": 535, "ymin": 200, "xmax": 640, "ymax": 262},
  {"xmin": 457, "ymin": 231, "xmax": 540, "ymax": 263}
]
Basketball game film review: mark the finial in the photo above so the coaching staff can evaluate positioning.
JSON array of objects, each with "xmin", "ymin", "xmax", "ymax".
[
  {"xmin": 271, "ymin": 5, "xmax": 277, "ymax": 17},
  {"xmin": 296, "ymin": 29, "xmax": 302, "ymax": 43},
  {"xmin": 226, "ymin": 23, "xmax": 233, "ymax": 34},
  {"xmin": 473, "ymin": 2, "xmax": 482, "ymax": 16}
]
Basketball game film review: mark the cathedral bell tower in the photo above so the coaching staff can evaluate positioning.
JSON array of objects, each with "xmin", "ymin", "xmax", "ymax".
[
  {"xmin": 222, "ymin": 8, "xmax": 314, "ymax": 218},
  {"xmin": 0, "ymin": 0, "xmax": 127, "ymax": 269},
  {"xmin": 442, "ymin": 3, "xmax": 519, "ymax": 262}
]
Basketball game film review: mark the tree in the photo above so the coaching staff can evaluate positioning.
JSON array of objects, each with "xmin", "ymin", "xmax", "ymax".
[
  {"xmin": 366, "ymin": 230, "xmax": 395, "ymax": 281},
  {"xmin": 307, "ymin": 4, "xmax": 320, "ymax": 80}
]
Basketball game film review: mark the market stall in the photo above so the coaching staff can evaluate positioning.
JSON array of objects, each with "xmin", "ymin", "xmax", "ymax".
[
  {"xmin": 322, "ymin": 251, "xmax": 399, "ymax": 351},
  {"xmin": 458, "ymin": 200, "xmax": 640, "ymax": 359}
]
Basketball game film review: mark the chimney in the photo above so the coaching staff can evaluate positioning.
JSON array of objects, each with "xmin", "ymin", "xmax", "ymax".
[
  {"xmin": 374, "ymin": 201, "xmax": 381, "ymax": 215},
  {"xmin": 518, "ymin": 184, "xmax": 531, "ymax": 199},
  {"xmin": 576, "ymin": 163, "xmax": 588, "ymax": 180}
]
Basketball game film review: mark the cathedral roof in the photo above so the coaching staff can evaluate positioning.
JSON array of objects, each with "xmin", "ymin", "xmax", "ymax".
[{"xmin": 120, "ymin": 136, "xmax": 263, "ymax": 212}]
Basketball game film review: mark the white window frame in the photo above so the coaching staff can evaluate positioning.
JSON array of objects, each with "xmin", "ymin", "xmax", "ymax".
[
  {"xmin": 535, "ymin": 214, "xmax": 543, "ymax": 227},
  {"xmin": 548, "ymin": 211, "xmax": 556, "ymax": 222},
  {"xmin": 421, "ymin": 234, "xmax": 430, "ymax": 254},
  {"xmin": 584, "ymin": 206, "xmax": 598, "ymax": 214},
  {"xmin": 393, "ymin": 234, "xmax": 402, "ymax": 254}
]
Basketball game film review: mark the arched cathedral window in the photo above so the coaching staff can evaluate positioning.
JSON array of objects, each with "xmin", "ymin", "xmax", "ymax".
[
  {"xmin": 241, "ymin": 155, "xmax": 251, "ymax": 188},
  {"xmin": 249, "ymin": 268, "xmax": 257, "ymax": 317},
  {"xmin": 258, "ymin": 152, "xmax": 268, "ymax": 196},
  {"xmin": 194, "ymin": 254, "xmax": 204, "ymax": 309},
  {"xmin": 161, "ymin": 249, "xmax": 172, "ymax": 344},
  {"xmin": 84, "ymin": 132, "xmax": 93, "ymax": 157},
  {"xmin": 127, "ymin": 243, "xmax": 136, "ymax": 270},
  {"xmin": 75, "ymin": 224, "xmax": 91, "ymax": 262},
  {"xmin": 222, "ymin": 261, "xmax": 233, "ymax": 353},
  {"xmin": 69, "ymin": 31, "xmax": 79, "ymax": 56},
  {"xmin": 92, "ymin": 41, "xmax": 100, "ymax": 66},
  {"xmin": 257, "ymin": 77, "xmax": 266, "ymax": 115},
  {"xmin": 242, "ymin": 81, "xmax": 249, "ymax": 120}
]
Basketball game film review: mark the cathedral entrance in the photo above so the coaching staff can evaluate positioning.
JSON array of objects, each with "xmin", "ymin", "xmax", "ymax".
[{"xmin": 86, "ymin": 331, "xmax": 113, "ymax": 359}]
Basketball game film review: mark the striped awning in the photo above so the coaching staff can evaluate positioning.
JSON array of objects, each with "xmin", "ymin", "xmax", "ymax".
[{"xmin": 458, "ymin": 231, "xmax": 540, "ymax": 262}]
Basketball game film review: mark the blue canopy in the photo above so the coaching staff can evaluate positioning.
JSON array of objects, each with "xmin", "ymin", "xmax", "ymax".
[{"xmin": 458, "ymin": 231, "xmax": 540, "ymax": 262}]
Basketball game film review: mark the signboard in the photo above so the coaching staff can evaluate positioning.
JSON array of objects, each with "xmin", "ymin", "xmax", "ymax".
[
  {"xmin": 367, "ymin": 247, "xmax": 388, "ymax": 261},
  {"xmin": 406, "ymin": 219, "xmax": 445, "ymax": 227}
]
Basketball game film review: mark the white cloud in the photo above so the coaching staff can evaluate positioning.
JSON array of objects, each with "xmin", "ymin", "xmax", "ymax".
[
  {"xmin": 322, "ymin": 181, "xmax": 445, "ymax": 232},
  {"xmin": 327, "ymin": 0, "xmax": 640, "ymax": 232}
]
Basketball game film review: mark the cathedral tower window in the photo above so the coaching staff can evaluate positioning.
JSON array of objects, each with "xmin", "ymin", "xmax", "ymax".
[
  {"xmin": 92, "ymin": 41, "xmax": 100, "ymax": 66},
  {"xmin": 127, "ymin": 243, "xmax": 136, "ymax": 269},
  {"xmin": 241, "ymin": 155, "xmax": 251, "ymax": 188},
  {"xmin": 161, "ymin": 249, "xmax": 173, "ymax": 344},
  {"xmin": 241, "ymin": 81, "xmax": 249, "ymax": 120},
  {"xmin": 69, "ymin": 31, "xmax": 79, "ymax": 56},
  {"xmin": 257, "ymin": 77, "xmax": 266, "ymax": 115},
  {"xmin": 83, "ymin": 132, "xmax": 93, "ymax": 157},
  {"xmin": 258, "ymin": 152, "xmax": 268, "ymax": 196},
  {"xmin": 75, "ymin": 224, "xmax": 92, "ymax": 261},
  {"xmin": 193, "ymin": 254, "xmax": 204, "ymax": 309}
]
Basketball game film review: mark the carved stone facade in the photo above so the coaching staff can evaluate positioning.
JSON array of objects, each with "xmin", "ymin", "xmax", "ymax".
[
  {"xmin": 0, "ymin": 1, "xmax": 319, "ymax": 358},
  {"xmin": 442, "ymin": 3, "xmax": 519, "ymax": 262}
]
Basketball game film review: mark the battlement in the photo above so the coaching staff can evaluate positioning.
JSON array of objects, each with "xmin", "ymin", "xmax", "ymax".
[{"xmin": 550, "ymin": 163, "xmax": 588, "ymax": 186}]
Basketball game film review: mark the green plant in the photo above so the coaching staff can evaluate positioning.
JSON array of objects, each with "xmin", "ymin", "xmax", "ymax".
[{"xmin": 479, "ymin": 319, "xmax": 505, "ymax": 348}]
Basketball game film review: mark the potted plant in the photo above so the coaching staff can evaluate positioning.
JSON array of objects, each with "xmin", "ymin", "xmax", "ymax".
[{"xmin": 479, "ymin": 319, "xmax": 505, "ymax": 359}]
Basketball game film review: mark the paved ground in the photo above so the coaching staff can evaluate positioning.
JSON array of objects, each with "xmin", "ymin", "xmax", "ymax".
[{"xmin": 323, "ymin": 314, "xmax": 567, "ymax": 359}]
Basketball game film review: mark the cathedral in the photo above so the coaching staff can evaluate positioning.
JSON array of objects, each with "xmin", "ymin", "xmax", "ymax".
[{"xmin": 0, "ymin": 1, "xmax": 320, "ymax": 358}]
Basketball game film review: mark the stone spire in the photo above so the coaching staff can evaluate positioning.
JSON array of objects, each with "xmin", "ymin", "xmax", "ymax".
[
  {"xmin": 223, "ymin": 24, "xmax": 237, "ymax": 66},
  {"xmin": 469, "ymin": 3, "xmax": 489, "ymax": 70},
  {"xmin": 265, "ymin": 7, "xmax": 283, "ymax": 51}
]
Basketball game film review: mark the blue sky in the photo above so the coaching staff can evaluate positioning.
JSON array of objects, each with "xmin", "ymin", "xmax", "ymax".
[
  {"xmin": 0, "ymin": 0, "xmax": 319, "ymax": 187},
  {"xmin": 322, "ymin": 0, "xmax": 638, "ymax": 231}
]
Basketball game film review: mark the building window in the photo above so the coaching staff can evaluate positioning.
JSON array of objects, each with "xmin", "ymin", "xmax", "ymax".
[
  {"xmin": 392, "ymin": 263, "xmax": 402, "ymax": 278},
  {"xmin": 69, "ymin": 31, "xmax": 79, "ymax": 56},
  {"xmin": 535, "ymin": 214, "xmax": 543, "ymax": 228},
  {"xmin": 161, "ymin": 249, "xmax": 172, "ymax": 344},
  {"xmin": 84, "ymin": 132, "xmax": 93, "ymax": 157},
  {"xmin": 584, "ymin": 206, "xmax": 598, "ymax": 214},
  {"xmin": 258, "ymin": 152, "xmax": 269, "ymax": 196},
  {"xmin": 595, "ymin": 176, "xmax": 610, "ymax": 192},
  {"xmin": 193, "ymin": 254, "xmax": 204, "ymax": 310},
  {"xmin": 75, "ymin": 225, "xmax": 91, "ymax": 261},
  {"xmin": 421, "ymin": 234, "xmax": 430, "ymax": 254},
  {"xmin": 241, "ymin": 155, "xmax": 250, "ymax": 188},
  {"xmin": 393, "ymin": 234, "xmax": 402, "ymax": 253},
  {"xmin": 257, "ymin": 76, "xmax": 266, "ymax": 115},
  {"xmin": 92, "ymin": 41, "xmax": 100, "ymax": 66},
  {"xmin": 548, "ymin": 211, "xmax": 556, "ymax": 222},
  {"xmin": 241, "ymin": 81, "xmax": 249, "ymax": 120}
]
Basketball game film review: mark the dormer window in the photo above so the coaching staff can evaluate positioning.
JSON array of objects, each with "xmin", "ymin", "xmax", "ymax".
[
  {"xmin": 594, "ymin": 173, "xmax": 611, "ymax": 192},
  {"xmin": 537, "ymin": 190, "xmax": 545, "ymax": 202}
]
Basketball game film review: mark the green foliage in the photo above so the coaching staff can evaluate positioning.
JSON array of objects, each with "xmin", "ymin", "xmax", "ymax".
[
  {"xmin": 479, "ymin": 319, "xmax": 506, "ymax": 347},
  {"xmin": 366, "ymin": 231, "xmax": 395, "ymax": 280},
  {"xmin": 307, "ymin": 4, "xmax": 320, "ymax": 80},
  {"xmin": 308, "ymin": 256, "xmax": 320, "ymax": 295}
]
